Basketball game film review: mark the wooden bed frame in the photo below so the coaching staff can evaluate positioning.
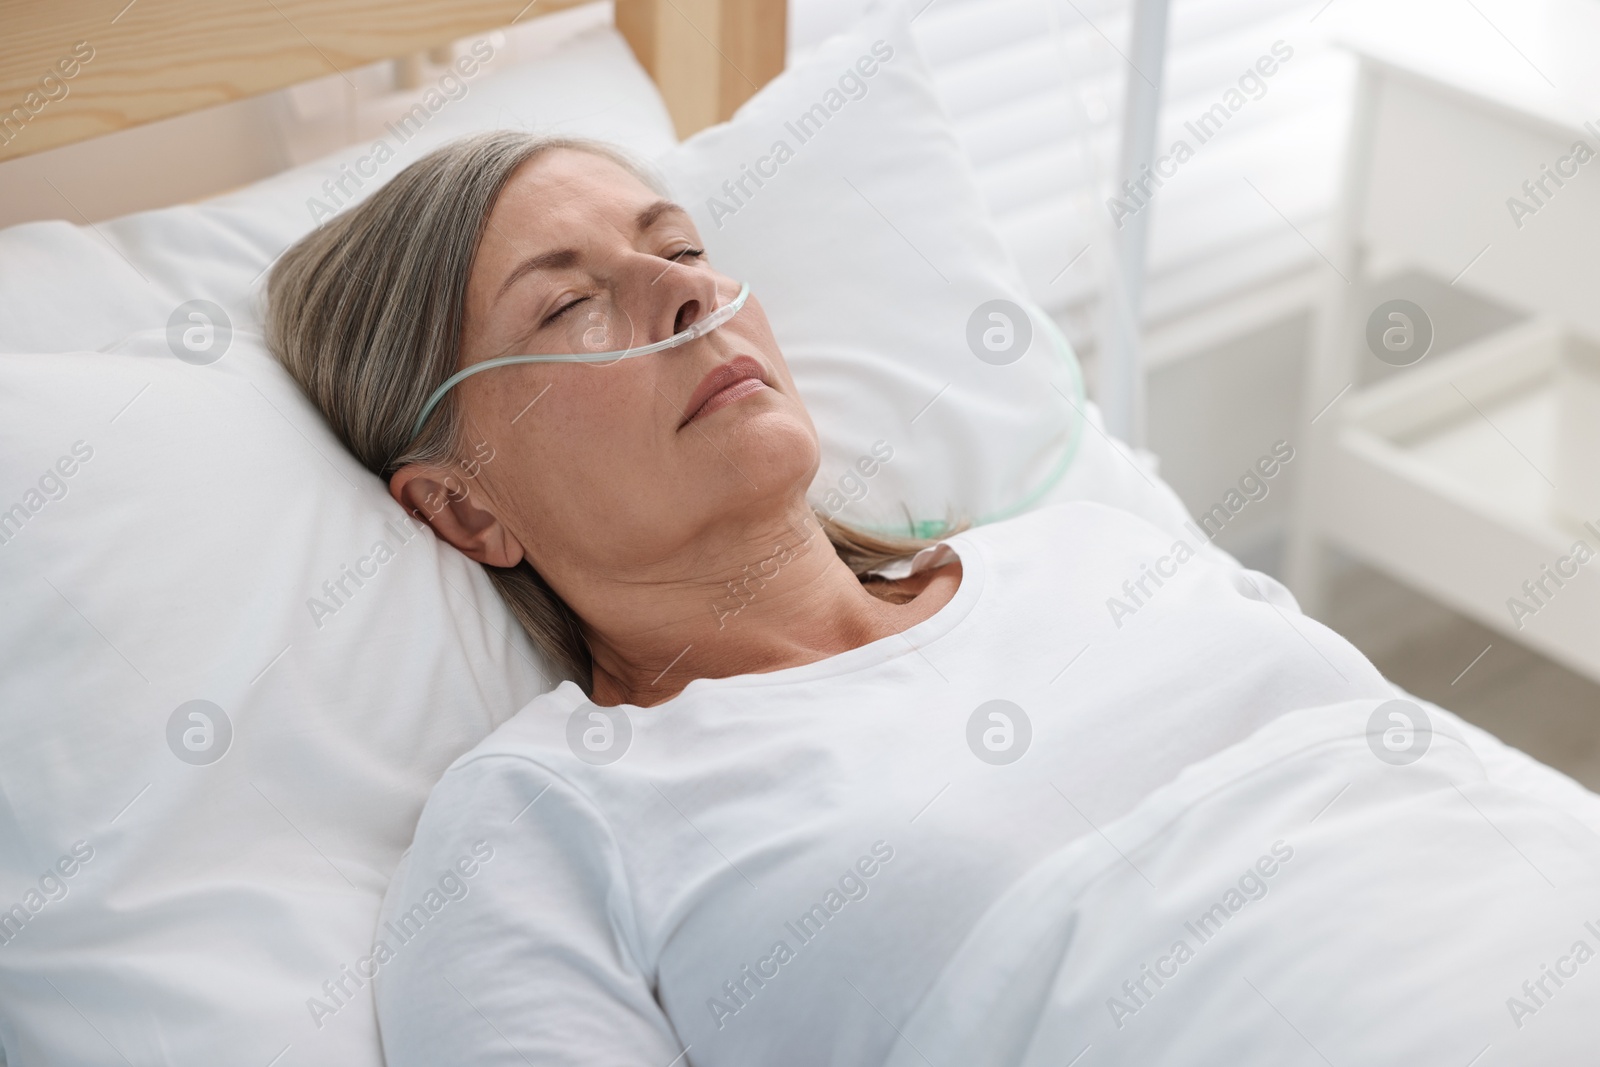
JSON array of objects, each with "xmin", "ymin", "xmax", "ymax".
[{"xmin": 0, "ymin": 0, "xmax": 786, "ymax": 164}]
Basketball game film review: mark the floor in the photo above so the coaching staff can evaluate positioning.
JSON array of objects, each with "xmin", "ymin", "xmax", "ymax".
[{"xmin": 1318, "ymin": 554, "xmax": 1600, "ymax": 791}]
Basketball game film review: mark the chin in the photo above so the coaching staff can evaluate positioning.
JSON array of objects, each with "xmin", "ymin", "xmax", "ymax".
[{"xmin": 720, "ymin": 408, "xmax": 821, "ymax": 489}]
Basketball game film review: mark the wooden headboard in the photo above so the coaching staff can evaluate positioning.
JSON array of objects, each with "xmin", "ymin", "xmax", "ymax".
[{"xmin": 0, "ymin": 0, "xmax": 785, "ymax": 164}]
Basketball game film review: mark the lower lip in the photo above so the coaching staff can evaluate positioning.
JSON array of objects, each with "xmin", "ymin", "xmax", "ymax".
[{"xmin": 689, "ymin": 378, "xmax": 766, "ymax": 424}]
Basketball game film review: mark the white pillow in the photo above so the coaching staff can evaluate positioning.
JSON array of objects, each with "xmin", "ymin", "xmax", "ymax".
[
  {"xmin": 658, "ymin": 0, "xmax": 1209, "ymax": 551},
  {"xmin": 0, "ymin": 336, "xmax": 550, "ymax": 1064},
  {"xmin": 657, "ymin": 0, "xmax": 1087, "ymax": 534},
  {"xmin": 0, "ymin": 27, "xmax": 674, "ymax": 1067}
]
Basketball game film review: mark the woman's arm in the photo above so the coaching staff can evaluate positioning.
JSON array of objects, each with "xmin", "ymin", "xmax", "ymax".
[{"xmin": 374, "ymin": 754, "xmax": 684, "ymax": 1065}]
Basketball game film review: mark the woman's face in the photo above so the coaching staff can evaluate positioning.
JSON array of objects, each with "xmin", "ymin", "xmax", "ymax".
[{"xmin": 406, "ymin": 147, "xmax": 819, "ymax": 586}]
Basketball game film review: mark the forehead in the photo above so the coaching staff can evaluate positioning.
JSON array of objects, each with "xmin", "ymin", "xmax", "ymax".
[
  {"xmin": 490, "ymin": 147, "xmax": 660, "ymax": 226},
  {"xmin": 464, "ymin": 147, "xmax": 687, "ymax": 322}
]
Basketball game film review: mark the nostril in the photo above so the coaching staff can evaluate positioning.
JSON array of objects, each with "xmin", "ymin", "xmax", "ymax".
[{"xmin": 674, "ymin": 300, "xmax": 699, "ymax": 334}]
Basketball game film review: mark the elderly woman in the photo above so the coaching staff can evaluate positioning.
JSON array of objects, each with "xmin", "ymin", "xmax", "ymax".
[{"xmin": 266, "ymin": 132, "xmax": 1412, "ymax": 1065}]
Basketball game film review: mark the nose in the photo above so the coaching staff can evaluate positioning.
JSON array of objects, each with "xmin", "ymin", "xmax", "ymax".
[
  {"xmin": 673, "ymin": 298, "xmax": 702, "ymax": 334},
  {"xmin": 634, "ymin": 257, "xmax": 725, "ymax": 347}
]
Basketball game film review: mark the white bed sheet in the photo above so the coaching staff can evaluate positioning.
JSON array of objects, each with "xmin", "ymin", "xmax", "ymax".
[{"xmin": 881, "ymin": 697, "xmax": 1600, "ymax": 1065}]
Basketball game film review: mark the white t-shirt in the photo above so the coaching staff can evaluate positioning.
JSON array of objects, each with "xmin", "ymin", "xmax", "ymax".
[{"xmin": 371, "ymin": 501, "xmax": 1390, "ymax": 1066}]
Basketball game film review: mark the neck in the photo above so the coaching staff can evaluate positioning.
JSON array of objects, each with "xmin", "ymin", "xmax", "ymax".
[{"xmin": 577, "ymin": 503, "xmax": 955, "ymax": 707}]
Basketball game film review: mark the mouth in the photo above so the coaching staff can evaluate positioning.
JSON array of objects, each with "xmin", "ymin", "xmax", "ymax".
[{"xmin": 679, "ymin": 354, "xmax": 769, "ymax": 429}]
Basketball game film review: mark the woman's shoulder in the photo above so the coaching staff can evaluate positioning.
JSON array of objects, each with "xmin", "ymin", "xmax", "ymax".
[
  {"xmin": 401, "ymin": 685, "xmax": 628, "ymax": 875},
  {"xmin": 426, "ymin": 682, "xmax": 609, "ymax": 805}
]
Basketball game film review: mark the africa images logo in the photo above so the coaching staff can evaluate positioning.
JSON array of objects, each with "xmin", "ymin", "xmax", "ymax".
[{"xmin": 567, "ymin": 702, "xmax": 632, "ymax": 766}]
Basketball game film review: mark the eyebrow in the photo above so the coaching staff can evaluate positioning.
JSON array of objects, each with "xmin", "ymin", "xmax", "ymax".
[
  {"xmin": 495, "ymin": 199, "xmax": 692, "ymax": 301},
  {"xmin": 635, "ymin": 198, "xmax": 688, "ymax": 231}
]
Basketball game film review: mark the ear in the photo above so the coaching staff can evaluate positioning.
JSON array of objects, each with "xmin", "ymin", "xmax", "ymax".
[{"xmin": 389, "ymin": 463, "xmax": 525, "ymax": 568}]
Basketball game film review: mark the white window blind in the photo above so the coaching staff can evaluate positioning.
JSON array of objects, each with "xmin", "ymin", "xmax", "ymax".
[{"xmin": 791, "ymin": 0, "xmax": 1354, "ymax": 354}]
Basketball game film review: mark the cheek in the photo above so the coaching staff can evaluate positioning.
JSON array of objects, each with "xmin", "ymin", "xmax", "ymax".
[{"xmin": 504, "ymin": 367, "xmax": 677, "ymax": 508}]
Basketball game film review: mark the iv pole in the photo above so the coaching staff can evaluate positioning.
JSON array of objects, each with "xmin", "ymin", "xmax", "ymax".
[{"xmin": 1097, "ymin": 0, "xmax": 1171, "ymax": 447}]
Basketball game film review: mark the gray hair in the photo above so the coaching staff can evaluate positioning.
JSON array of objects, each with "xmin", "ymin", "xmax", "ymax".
[{"xmin": 267, "ymin": 130, "xmax": 962, "ymax": 691}]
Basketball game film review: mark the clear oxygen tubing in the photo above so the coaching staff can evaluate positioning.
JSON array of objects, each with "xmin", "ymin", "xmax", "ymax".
[
  {"xmin": 407, "ymin": 281, "xmax": 751, "ymax": 444},
  {"xmin": 890, "ymin": 304, "xmax": 1087, "ymax": 540}
]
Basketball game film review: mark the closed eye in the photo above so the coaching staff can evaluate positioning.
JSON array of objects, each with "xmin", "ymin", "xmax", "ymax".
[{"xmin": 543, "ymin": 296, "xmax": 587, "ymax": 326}]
